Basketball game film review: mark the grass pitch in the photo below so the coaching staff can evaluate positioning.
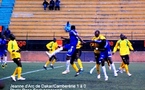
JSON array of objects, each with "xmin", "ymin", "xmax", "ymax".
[{"xmin": 0, "ymin": 62, "xmax": 145, "ymax": 90}]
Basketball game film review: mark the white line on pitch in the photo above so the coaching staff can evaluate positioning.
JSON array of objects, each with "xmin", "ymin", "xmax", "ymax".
[{"xmin": 0, "ymin": 65, "xmax": 64, "ymax": 80}]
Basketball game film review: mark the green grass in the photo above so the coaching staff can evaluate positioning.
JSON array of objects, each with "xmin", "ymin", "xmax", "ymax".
[{"xmin": 0, "ymin": 62, "xmax": 145, "ymax": 90}]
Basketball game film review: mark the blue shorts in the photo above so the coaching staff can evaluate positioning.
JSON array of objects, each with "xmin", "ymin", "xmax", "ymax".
[
  {"xmin": 63, "ymin": 44, "xmax": 76, "ymax": 56},
  {"xmin": 0, "ymin": 50, "xmax": 7, "ymax": 57},
  {"xmin": 99, "ymin": 49, "xmax": 112, "ymax": 62}
]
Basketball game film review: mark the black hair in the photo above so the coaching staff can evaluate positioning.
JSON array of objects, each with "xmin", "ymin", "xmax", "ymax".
[
  {"xmin": 120, "ymin": 33, "xmax": 125, "ymax": 40},
  {"xmin": 9, "ymin": 34, "xmax": 15, "ymax": 40},
  {"xmin": 95, "ymin": 30, "xmax": 100, "ymax": 34},
  {"xmin": 53, "ymin": 37, "xmax": 56, "ymax": 42},
  {"xmin": 71, "ymin": 25, "xmax": 75, "ymax": 30}
]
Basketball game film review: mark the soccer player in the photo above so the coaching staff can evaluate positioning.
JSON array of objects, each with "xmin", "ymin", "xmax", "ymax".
[
  {"xmin": 43, "ymin": 38, "xmax": 59, "ymax": 69},
  {"xmin": 113, "ymin": 34, "xmax": 134, "ymax": 76},
  {"xmin": 61, "ymin": 37, "xmax": 84, "ymax": 74},
  {"xmin": 89, "ymin": 31, "xmax": 105, "ymax": 77},
  {"xmin": 75, "ymin": 40, "xmax": 83, "ymax": 71},
  {"xmin": 89, "ymin": 31, "xmax": 111, "ymax": 76},
  {"xmin": 46, "ymin": 25, "xmax": 84, "ymax": 76},
  {"xmin": 8, "ymin": 34, "xmax": 25, "ymax": 81},
  {"xmin": 91, "ymin": 30, "xmax": 118, "ymax": 81},
  {"xmin": 69, "ymin": 40, "xmax": 84, "ymax": 76},
  {"xmin": 0, "ymin": 34, "xmax": 7, "ymax": 69}
]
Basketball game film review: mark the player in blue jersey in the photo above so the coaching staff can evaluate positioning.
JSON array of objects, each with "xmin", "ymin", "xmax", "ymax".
[
  {"xmin": 0, "ymin": 34, "xmax": 7, "ymax": 69},
  {"xmin": 46, "ymin": 25, "xmax": 84, "ymax": 76},
  {"xmin": 92, "ymin": 31, "xmax": 118, "ymax": 81}
]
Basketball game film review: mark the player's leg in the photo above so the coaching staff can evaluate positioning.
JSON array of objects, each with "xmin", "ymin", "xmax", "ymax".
[
  {"xmin": 46, "ymin": 47, "xmax": 63, "ymax": 58},
  {"xmin": 121, "ymin": 62, "xmax": 126, "ymax": 72},
  {"xmin": 107, "ymin": 60, "xmax": 111, "ymax": 70},
  {"xmin": 90, "ymin": 65, "xmax": 96, "ymax": 74},
  {"xmin": 100, "ymin": 52, "xmax": 108, "ymax": 81},
  {"xmin": 116, "ymin": 62, "xmax": 125, "ymax": 73},
  {"xmin": 11, "ymin": 58, "xmax": 25, "ymax": 81},
  {"xmin": 107, "ymin": 57, "xmax": 118, "ymax": 76},
  {"xmin": 43, "ymin": 56, "xmax": 53, "ymax": 70},
  {"xmin": 101, "ymin": 59, "xmax": 108, "ymax": 81},
  {"xmin": 123, "ymin": 55, "xmax": 131, "ymax": 76},
  {"xmin": 62, "ymin": 55, "xmax": 70, "ymax": 74},
  {"xmin": 89, "ymin": 53, "xmax": 100, "ymax": 75},
  {"xmin": 96, "ymin": 54, "xmax": 101, "ymax": 79},
  {"xmin": 50, "ymin": 56, "xmax": 57, "ymax": 69},
  {"xmin": 76, "ymin": 49, "xmax": 83, "ymax": 71},
  {"xmin": 11, "ymin": 67, "xmax": 17, "ymax": 82},
  {"xmin": 62, "ymin": 45, "xmax": 73, "ymax": 74},
  {"xmin": 1, "ymin": 56, "xmax": 5, "ymax": 69},
  {"xmin": 4, "ymin": 51, "xmax": 7, "ymax": 66},
  {"xmin": 70, "ymin": 55, "xmax": 80, "ymax": 77}
]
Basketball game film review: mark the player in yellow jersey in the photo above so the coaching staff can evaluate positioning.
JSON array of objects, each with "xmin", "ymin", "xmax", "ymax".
[
  {"xmin": 113, "ymin": 34, "xmax": 134, "ymax": 76},
  {"xmin": 43, "ymin": 38, "xmax": 59, "ymax": 69},
  {"xmin": 75, "ymin": 40, "xmax": 83, "ymax": 71},
  {"xmin": 89, "ymin": 30, "xmax": 118, "ymax": 80},
  {"xmin": 8, "ymin": 34, "xmax": 25, "ymax": 81},
  {"xmin": 89, "ymin": 31, "xmax": 106, "ymax": 78}
]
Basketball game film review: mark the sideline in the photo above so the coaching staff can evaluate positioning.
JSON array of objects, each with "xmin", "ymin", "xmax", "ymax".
[{"xmin": 0, "ymin": 65, "xmax": 64, "ymax": 80}]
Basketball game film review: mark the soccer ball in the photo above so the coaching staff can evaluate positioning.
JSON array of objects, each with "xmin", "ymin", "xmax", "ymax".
[{"xmin": 0, "ymin": 80, "xmax": 5, "ymax": 89}]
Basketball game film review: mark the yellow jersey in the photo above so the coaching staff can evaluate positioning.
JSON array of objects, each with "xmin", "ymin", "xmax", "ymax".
[
  {"xmin": 91, "ymin": 34, "xmax": 106, "ymax": 54},
  {"xmin": 8, "ymin": 40, "xmax": 21, "ymax": 59},
  {"xmin": 46, "ymin": 41, "xmax": 58, "ymax": 53},
  {"xmin": 113, "ymin": 39, "xmax": 134, "ymax": 55}
]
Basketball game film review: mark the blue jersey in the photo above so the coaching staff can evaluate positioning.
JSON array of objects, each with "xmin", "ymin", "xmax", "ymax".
[
  {"xmin": 0, "ymin": 38, "xmax": 7, "ymax": 56},
  {"xmin": 100, "ymin": 40, "xmax": 112, "ymax": 60},
  {"xmin": 63, "ymin": 30, "xmax": 79, "ymax": 56},
  {"xmin": 69, "ymin": 30, "xmax": 78, "ymax": 46},
  {"xmin": 94, "ymin": 40, "xmax": 112, "ymax": 62},
  {"xmin": 104, "ymin": 40, "xmax": 111, "ymax": 51}
]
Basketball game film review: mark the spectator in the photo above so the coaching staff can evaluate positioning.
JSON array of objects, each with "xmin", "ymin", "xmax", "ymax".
[
  {"xmin": 55, "ymin": 0, "xmax": 60, "ymax": 10},
  {"xmin": 64, "ymin": 21, "xmax": 71, "ymax": 32},
  {"xmin": 49, "ymin": 0, "xmax": 55, "ymax": 10},
  {"xmin": 42, "ymin": 0, "xmax": 49, "ymax": 10}
]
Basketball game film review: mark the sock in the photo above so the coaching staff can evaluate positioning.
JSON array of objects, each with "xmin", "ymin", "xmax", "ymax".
[
  {"xmin": 77, "ymin": 58, "xmax": 83, "ymax": 69},
  {"xmin": 12, "ymin": 67, "xmax": 18, "ymax": 76},
  {"xmin": 96, "ymin": 64, "xmax": 100, "ymax": 74},
  {"xmin": 1, "ymin": 59, "xmax": 4, "ymax": 65},
  {"xmin": 66, "ymin": 60, "xmax": 70, "ymax": 71},
  {"xmin": 107, "ymin": 61, "xmax": 110, "ymax": 66},
  {"xmin": 52, "ymin": 59, "xmax": 56, "ymax": 65},
  {"xmin": 120, "ymin": 62, "xmax": 125, "ymax": 69},
  {"xmin": 91, "ymin": 65, "xmax": 96, "ymax": 72},
  {"xmin": 4, "ymin": 56, "xmax": 7, "ymax": 64},
  {"xmin": 17, "ymin": 67, "xmax": 22, "ymax": 78},
  {"xmin": 90, "ymin": 65, "xmax": 96, "ymax": 74},
  {"xmin": 72, "ymin": 63, "xmax": 79, "ymax": 72},
  {"xmin": 124, "ymin": 64, "xmax": 129, "ymax": 74},
  {"xmin": 92, "ymin": 65, "xmax": 96, "ymax": 71},
  {"xmin": 111, "ymin": 63, "xmax": 117, "ymax": 72},
  {"xmin": 51, "ymin": 47, "xmax": 63, "ymax": 56},
  {"xmin": 102, "ymin": 66, "xmax": 107, "ymax": 77},
  {"xmin": 45, "ymin": 60, "xmax": 50, "ymax": 67}
]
